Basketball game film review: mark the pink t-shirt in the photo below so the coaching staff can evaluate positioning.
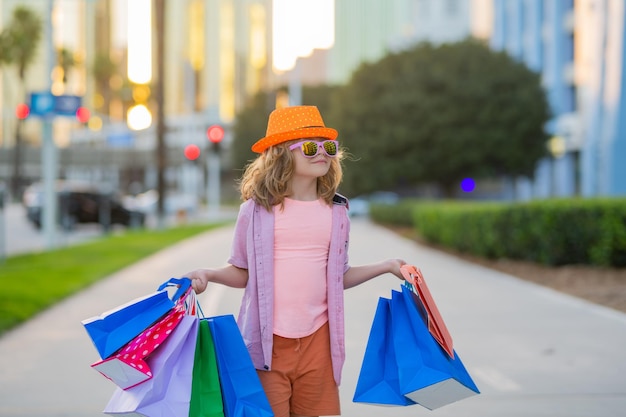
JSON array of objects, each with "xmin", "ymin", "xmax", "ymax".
[{"xmin": 273, "ymin": 198, "xmax": 332, "ymax": 338}]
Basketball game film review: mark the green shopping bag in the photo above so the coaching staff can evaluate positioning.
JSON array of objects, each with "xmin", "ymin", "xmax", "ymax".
[{"xmin": 189, "ymin": 319, "xmax": 224, "ymax": 417}]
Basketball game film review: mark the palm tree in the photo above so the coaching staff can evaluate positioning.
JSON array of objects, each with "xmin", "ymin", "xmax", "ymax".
[
  {"xmin": 0, "ymin": 6, "xmax": 43, "ymax": 200},
  {"xmin": 57, "ymin": 47, "xmax": 76, "ymax": 84},
  {"xmin": 92, "ymin": 52, "xmax": 118, "ymax": 115}
]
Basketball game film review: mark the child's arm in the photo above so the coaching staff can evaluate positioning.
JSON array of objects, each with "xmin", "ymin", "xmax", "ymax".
[
  {"xmin": 343, "ymin": 258, "xmax": 406, "ymax": 289},
  {"xmin": 185, "ymin": 265, "xmax": 249, "ymax": 294}
]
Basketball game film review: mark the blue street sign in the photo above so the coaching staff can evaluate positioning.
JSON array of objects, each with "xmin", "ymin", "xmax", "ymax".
[
  {"xmin": 54, "ymin": 95, "xmax": 82, "ymax": 116},
  {"xmin": 30, "ymin": 91, "xmax": 54, "ymax": 116},
  {"xmin": 29, "ymin": 91, "xmax": 82, "ymax": 117}
]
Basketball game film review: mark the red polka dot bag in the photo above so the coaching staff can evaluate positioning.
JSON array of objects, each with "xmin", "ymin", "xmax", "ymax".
[{"xmin": 91, "ymin": 283, "xmax": 197, "ymax": 389}]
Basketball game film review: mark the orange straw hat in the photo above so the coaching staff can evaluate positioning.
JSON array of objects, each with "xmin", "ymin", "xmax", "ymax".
[{"xmin": 251, "ymin": 105, "xmax": 338, "ymax": 153}]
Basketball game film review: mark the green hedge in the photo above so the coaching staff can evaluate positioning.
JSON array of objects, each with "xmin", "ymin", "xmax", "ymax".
[
  {"xmin": 368, "ymin": 199, "xmax": 417, "ymax": 227},
  {"xmin": 371, "ymin": 198, "xmax": 626, "ymax": 267}
]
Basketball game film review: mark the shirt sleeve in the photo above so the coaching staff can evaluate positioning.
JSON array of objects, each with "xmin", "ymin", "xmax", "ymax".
[{"xmin": 228, "ymin": 200, "xmax": 252, "ymax": 269}]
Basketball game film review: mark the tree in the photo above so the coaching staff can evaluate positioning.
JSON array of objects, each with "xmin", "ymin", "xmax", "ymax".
[
  {"xmin": 57, "ymin": 47, "xmax": 76, "ymax": 84},
  {"xmin": 0, "ymin": 6, "xmax": 43, "ymax": 199},
  {"xmin": 92, "ymin": 53, "xmax": 118, "ymax": 116},
  {"xmin": 330, "ymin": 38, "xmax": 551, "ymax": 197}
]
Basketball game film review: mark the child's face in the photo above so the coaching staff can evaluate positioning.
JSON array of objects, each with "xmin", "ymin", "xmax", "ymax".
[{"xmin": 290, "ymin": 138, "xmax": 333, "ymax": 180}]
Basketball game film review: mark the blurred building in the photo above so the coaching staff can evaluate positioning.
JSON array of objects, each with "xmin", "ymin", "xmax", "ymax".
[
  {"xmin": 491, "ymin": 0, "xmax": 626, "ymax": 197},
  {"xmin": 327, "ymin": 0, "xmax": 475, "ymax": 84},
  {"xmin": 0, "ymin": 0, "xmax": 274, "ymax": 200}
]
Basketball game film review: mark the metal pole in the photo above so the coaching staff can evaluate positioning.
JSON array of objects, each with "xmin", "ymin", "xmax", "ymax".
[
  {"xmin": 207, "ymin": 148, "xmax": 220, "ymax": 218},
  {"xmin": 155, "ymin": 0, "xmax": 167, "ymax": 229},
  {"xmin": 42, "ymin": 119, "xmax": 57, "ymax": 248},
  {"xmin": 42, "ymin": 0, "xmax": 57, "ymax": 249},
  {"xmin": 288, "ymin": 58, "xmax": 302, "ymax": 106}
]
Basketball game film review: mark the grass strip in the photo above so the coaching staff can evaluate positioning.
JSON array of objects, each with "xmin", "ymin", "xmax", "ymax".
[{"xmin": 0, "ymin": 223, "xmax": 223, "ymax": 335}]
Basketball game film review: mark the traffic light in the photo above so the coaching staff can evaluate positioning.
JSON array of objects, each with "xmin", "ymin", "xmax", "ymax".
[
  {"xmin": 76, "ymin": 106, "xmax": 91, "ymax": 124},
  {"xmin": 206, "ymin": 124, "xmax": 224, "ymax": 152},
  {"xmin": 15, "ymin": 103, "xmax": 30, "ymax": 120},
  {"xmin": 184, "ymin": 144, "xmax": 201, "ymax": 161}
]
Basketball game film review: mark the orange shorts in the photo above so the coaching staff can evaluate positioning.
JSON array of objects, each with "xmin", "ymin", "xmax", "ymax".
[{"xmin": 257, "ymin": 322, "xmax": 341, "ymax": 417}]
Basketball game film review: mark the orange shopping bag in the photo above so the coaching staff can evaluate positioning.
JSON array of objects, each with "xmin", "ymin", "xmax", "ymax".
[{"xmin": 400, "ymin": 265, "xmax": 454, "ymax": 358}]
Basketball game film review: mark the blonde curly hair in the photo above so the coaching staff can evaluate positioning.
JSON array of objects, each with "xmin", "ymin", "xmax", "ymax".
[{"xmin": 239, "ymin": 140, "xmax": 344, "ymax": 211}]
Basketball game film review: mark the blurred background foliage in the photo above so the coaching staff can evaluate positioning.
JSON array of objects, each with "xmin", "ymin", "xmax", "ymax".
[{"xmin": 232, "ymin": 38, "xmax": 550, "ymax": 198}]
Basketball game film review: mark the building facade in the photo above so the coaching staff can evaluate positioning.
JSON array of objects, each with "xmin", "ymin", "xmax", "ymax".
[
  {"xmin": 491, "ymin": 0, "xmax": 626, "ymax": 197},
  {"xmin": 0, "ymin": 0, "xmax": 275, "ymax": 200},
  {"xmin": 328, "ymin": 0, "xmax": 474, "ymax": 85}
]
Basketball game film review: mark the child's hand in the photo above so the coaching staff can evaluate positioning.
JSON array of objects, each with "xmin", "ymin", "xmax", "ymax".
[
  {"xmin": 185, "ymin": 269, "xmax": 209, "ymax": 294},
  {"xmin": 388, "ymin": 258, "xmax": 407, "ymax": 280}
]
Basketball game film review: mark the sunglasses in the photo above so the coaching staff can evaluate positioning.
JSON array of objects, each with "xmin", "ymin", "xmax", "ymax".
[{"xmin": 289, "ymin": 140, "xmax": 338, "ymax": 158}]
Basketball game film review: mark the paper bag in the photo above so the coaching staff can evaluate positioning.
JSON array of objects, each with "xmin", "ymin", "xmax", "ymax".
[
  {"xmin": 82, "ymin": 278, "xmax": 191, "ymax": 359},
  {"xmin": 91, "ymin": 296, "xmax": 189, "ymax": 389},
  {"xmin": 353, "ymin": 297, "xmax": 416, "ymax": 406},
  {"xmin": 189, "ymin": 319, "xmax": 224, "ymax": 417},
  {"xmin": 103, "ymin": 315, "xmax": 199, "ymax": 417},
  {"xmin": 391, "ymin": 287, "xmax": 479, "ymax": 410},
  {"xmin": 400, "ymin": 265, "xmax": 454, "ymax": 358},
  {"xmin": 207, "ymin": 315, "xmax": 273, "ymax": 417}
]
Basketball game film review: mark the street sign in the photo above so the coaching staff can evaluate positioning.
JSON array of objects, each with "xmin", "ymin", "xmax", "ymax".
[
  {"xmin": 29, "ymin": 91, "xmax": 82, "ymax": 117},
  {"xmin": 29, "ymin": 92, "xmax": 54, "ymax": 116},
  {"xmin": 54, "ymin": 95, "xmax": 82, "ymax": 116}
]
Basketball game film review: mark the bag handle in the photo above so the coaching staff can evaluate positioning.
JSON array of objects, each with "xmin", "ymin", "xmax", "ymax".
[
  {"xmin": 158, "ymin": 277, "xmax": 192, "ymax": 302},
  {"xmin": 400, "ymin": 264, "xmax": 424, "ymax": 293}
]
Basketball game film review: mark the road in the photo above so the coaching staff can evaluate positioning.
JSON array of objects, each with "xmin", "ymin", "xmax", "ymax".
[
  {"xmin": 1, "ymin": 202, "xmax": 106, "ymax": 257},
  {"xmin": 0, "ymin": 202, "xmax": 231, "ymax": 258}
]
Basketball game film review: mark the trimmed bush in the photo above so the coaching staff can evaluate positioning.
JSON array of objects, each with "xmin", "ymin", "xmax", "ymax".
[{"xmin": 371, "ymin": 198, "xmax": 626, "ymax": 267}]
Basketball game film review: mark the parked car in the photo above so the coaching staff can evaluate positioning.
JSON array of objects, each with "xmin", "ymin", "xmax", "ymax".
[
  {"xmin": 23, "ymin": 182, "xmax": 145, "ymax": 230},
  {"xmin": 348, "ymin": 191, "xmax": 400, "ymax": 217}
]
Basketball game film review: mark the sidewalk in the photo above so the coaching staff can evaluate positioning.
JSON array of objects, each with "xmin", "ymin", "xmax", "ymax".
[{"xmin": 1, "ymin": 219, "xmax": 625, "ymax": 416}]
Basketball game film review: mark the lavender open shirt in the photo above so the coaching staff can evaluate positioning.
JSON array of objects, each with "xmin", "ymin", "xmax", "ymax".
[{"xmin": 227, "ymin": 194, "xmax": 351, "ymax": 385}]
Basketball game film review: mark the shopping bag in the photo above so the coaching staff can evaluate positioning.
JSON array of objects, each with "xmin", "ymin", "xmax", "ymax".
[
  {"xmin": 104, "ymin": 314, "xmax": 199, "ymax": 417},
  {"xmin": 82, "ymin": 278, "xmax": 191, "ymax": 359},
  {"xmin": 391, "ymin": 287, "xmax": 479, "ymax": 410},
  {"xmin": 189, "ymin": 319, "xmax": 225, "ymax": 417},
  {"xmin": 400, "ymin": 265, "xmax": 454, "ymax": 358},
  {"xmin": 91, "ymin": 288, "xmax": 195, "ymax": 389},
  {"xmin": 207, "ymin": 315, "xmax": 274, "ymax": 417},
  {"xmin": 353, "ymin": 297, "xmax": 416, "ymax": 406}
]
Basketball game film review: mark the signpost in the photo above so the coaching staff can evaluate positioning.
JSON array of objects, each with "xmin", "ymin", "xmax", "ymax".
[
  {"xmin": 28, "ymin": 91, "xmax": 83, "ymax": 249},
  {"xmin": 206, "ymin": 125, "xmax": 224, "ymax": 217}
]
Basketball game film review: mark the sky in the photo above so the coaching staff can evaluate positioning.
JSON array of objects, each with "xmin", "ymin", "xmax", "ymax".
[
  {"xmin": 272, "ymin": 0, "xmax": 335, "ymax": 72},
  {"xmin": 114, "ymin": 0, "xmax": 335, "ymax": 76}
]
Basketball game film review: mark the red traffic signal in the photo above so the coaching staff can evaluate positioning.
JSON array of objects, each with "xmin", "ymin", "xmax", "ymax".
[
  {"xmin": 15, "ymin": 103, "xmax": 30, "ymax": 119},
  {"xmin": 76, "ymin": 107, "xmax": 91, "ymax": 123},
  {"xmin": 207, "ymin": 124, "xmax": 224, "ymax": 143},
  {"xmin": 184, "ymin": 144, "xmax": 201, "ymax": 161}
]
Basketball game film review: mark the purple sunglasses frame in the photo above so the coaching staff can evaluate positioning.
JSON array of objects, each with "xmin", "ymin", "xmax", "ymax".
[{"xmin": 288, "ymin": 140, "xmax": 338, "ymax": 158}]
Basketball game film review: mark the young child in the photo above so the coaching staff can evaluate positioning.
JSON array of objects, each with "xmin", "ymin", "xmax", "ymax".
[{"xmin": 185, "ymin": 105, "xmax": 405, "ymax": 417}]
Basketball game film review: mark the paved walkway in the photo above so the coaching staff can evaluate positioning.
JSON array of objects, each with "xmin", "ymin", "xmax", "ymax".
[{"xmin": 1, "ymin": 218, "xmax": 626, "ymax": 416}]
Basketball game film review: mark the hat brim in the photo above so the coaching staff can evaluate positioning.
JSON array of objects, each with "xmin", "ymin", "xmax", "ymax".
[{"xmin": 251, "ymin": 127, "xmax": 338, "ymax": 153}]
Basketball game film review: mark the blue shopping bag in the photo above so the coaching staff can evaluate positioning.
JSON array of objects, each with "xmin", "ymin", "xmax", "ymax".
[
  {"xmin": 390, "ymin": 287, "xmax": 480, "ymax": 410},
  {"xmin": 82, "ymin": 278, "xmax": 191, "ymax": 359},
  {"xmin": 353, "ymin": 297, "xmax": 416, "ymax": 406},
  {"xmin": 207, "ymin": 315, "xmax": 273, "ymax": 417}
]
